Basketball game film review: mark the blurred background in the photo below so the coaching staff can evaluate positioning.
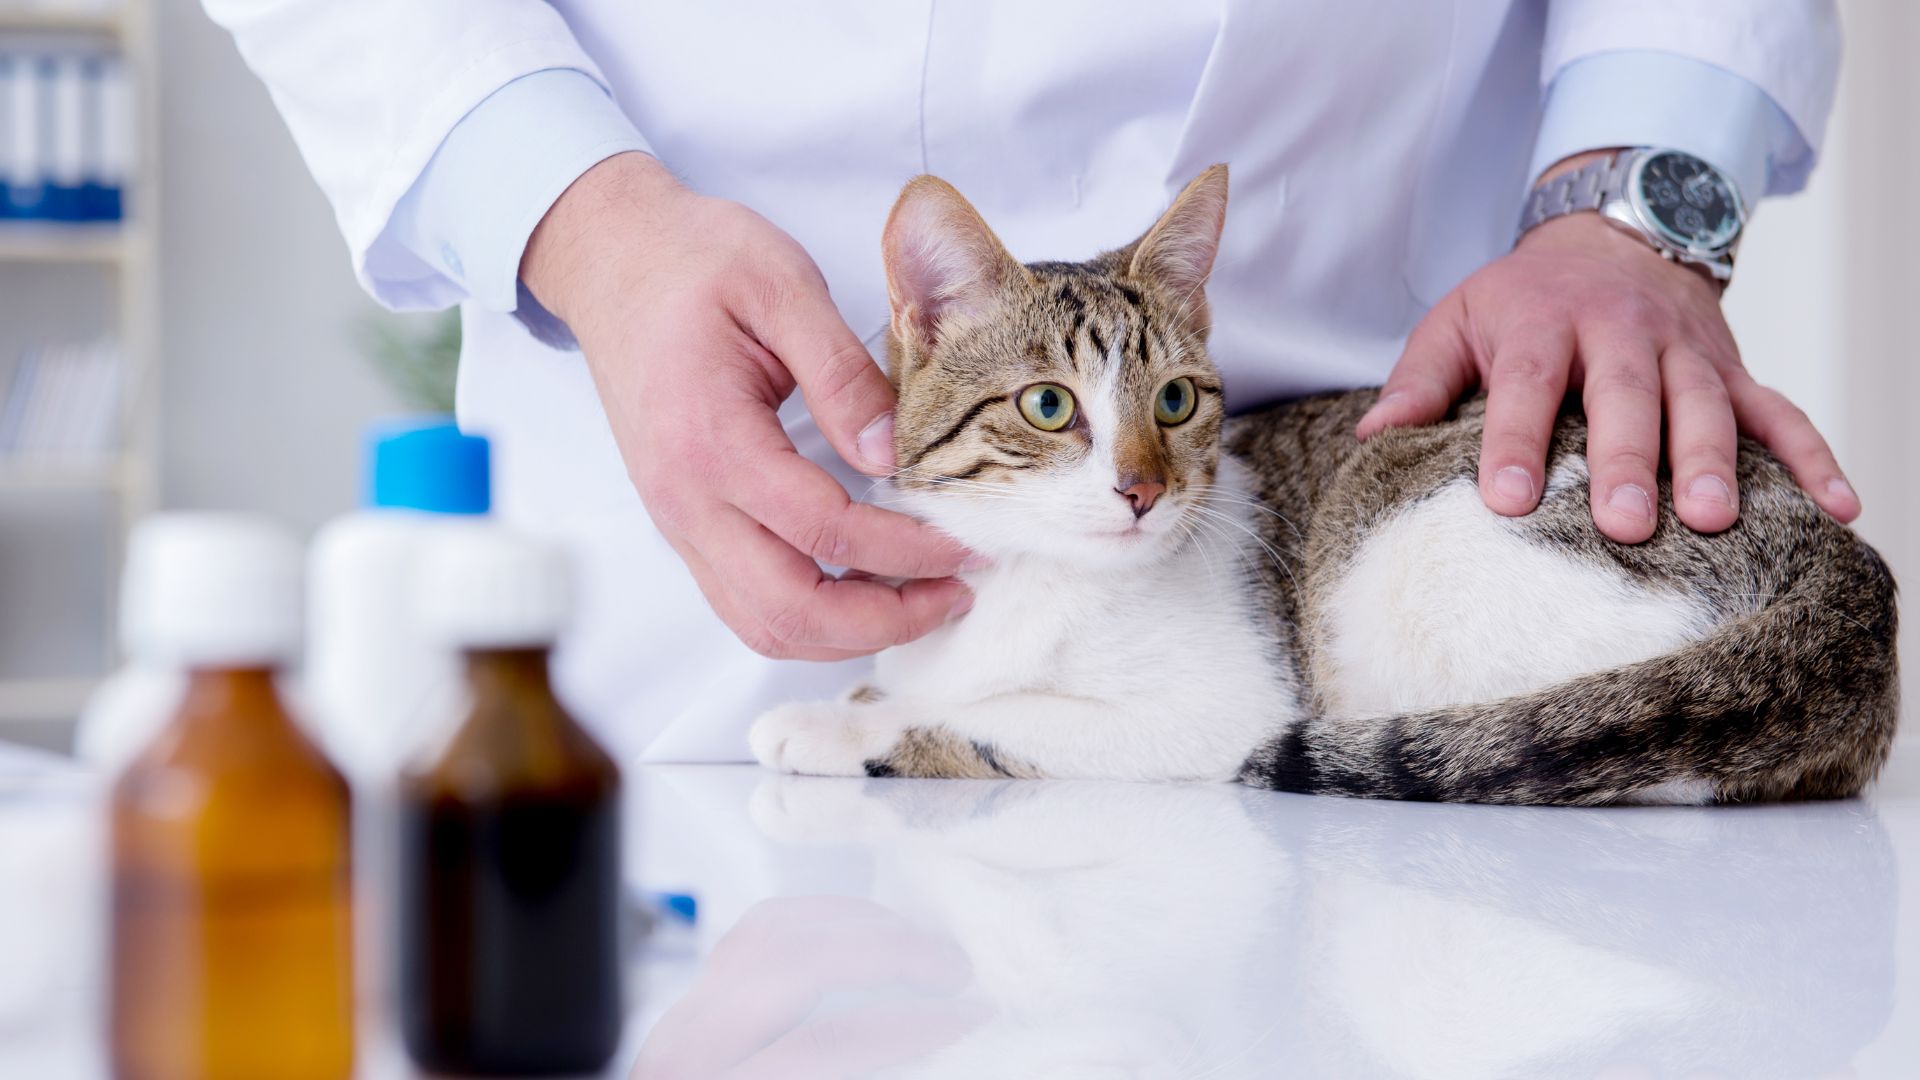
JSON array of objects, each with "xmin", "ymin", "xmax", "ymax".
[{"xmin": 0, "ymin": 0, "xmax": 1912, "ymax": 753}]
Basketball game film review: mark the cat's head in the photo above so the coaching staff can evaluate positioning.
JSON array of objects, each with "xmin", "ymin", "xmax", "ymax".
[{"xmin": 881, "ymin": 166, "xmax": 1230, "ymax": 569}]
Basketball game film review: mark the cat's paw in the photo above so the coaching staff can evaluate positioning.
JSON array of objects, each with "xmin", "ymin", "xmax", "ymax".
[{"xmin": 749, "ymin": 701, "xmax": 906, "ymax": 777}]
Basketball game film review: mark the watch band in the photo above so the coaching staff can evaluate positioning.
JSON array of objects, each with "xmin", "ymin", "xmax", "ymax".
[
  {"xmin": 1515, "ymin": 152, "xmax": 1632, "ymax": 244},
  {"xmin": 1516, "ymin": 148, "xmax": 1740, "ymax": 287}
]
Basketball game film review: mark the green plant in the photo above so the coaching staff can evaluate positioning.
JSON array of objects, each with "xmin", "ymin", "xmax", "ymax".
[{"xmin": 359, "ymin": 309, "xmax": 460, "ymax": 413}]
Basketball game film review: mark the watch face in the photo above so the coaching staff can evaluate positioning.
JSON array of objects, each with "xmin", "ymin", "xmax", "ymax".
[{"xmin": 1632, "ymin": 151, "xmax": 1742, "ymax": 253}]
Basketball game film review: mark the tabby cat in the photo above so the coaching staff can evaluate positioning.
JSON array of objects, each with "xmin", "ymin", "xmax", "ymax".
[{"xmin": 748, "ymin": 166, "xmax": 1899, "ymax": 805}]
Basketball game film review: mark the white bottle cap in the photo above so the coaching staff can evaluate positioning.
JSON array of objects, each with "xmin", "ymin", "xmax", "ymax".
[
  {"xmin": 122, "ymin": 513, "xmax": 303, "ymax": 667},
  {"xmin": 417, "ymin": 527, "xmax": 572, "ymax": 648}
]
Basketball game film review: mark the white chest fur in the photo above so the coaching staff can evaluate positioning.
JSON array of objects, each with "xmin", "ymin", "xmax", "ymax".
[{"xmin": 874, "ymin": 494, "xmax": 1298, "ymax": 778}]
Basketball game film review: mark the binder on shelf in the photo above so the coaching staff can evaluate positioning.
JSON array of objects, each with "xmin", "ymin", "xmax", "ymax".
[
  {"xmin": 0, "ymin": 39, "xmax": 124, "ymax": 225},
  {"xmin": 0, "ymin": 339, "xmax": 123, "ymax": 463},
  {"xmin": 0, "ymin": 351, "xmax": 41, "ymax": 453},
  {"xmin": 0, "ymin": 53, "xmax": 11, "ymax": 217},
  {"xmin": 88, "ymin": 54, "xmax": 123, "ymax": 221},
  {"xmin": 47, "ymin": 50, "xmax": 83, "ymax": 221},
  {"xmin": 1, "ymin": 49, "xmax": 42, "ymax": 220}
]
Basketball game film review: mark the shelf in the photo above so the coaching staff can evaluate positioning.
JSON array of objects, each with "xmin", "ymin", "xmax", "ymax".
[
  {"xmin": 0, "ymin": 6, "xmax": 122, "ymax": 36},
  {"xmin": 0, "ymin": 676, "xmax": 94, "ymax": 722},
  {"xmin": 0, "ymin": 223, "xmax": 124, "ymax": 263},
  {"xmin": 0, "ymin": 457, "xmax": 124, "ymax": 492}
]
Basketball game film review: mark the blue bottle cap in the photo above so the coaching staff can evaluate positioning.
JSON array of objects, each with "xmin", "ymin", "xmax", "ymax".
[
  {"xmin": 650, "ymin": 891, "xmax": 698, "ymax": 925},
  {"xmin": 363, "ymin": 417, "xmax": 490, "ymax": 514}
]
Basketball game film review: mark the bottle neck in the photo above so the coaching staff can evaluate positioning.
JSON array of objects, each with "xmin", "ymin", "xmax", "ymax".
[
  {"xmin": 437, "ymin": 646, "xmax": 578, "ymax": 772},
  {"xmin": 461, "ymin": 646, "xmax": 556, "ymax": 699},
  {"xmin": 179, "ymin": 664, "xmax": 284, "ymax": 717},
  {"xmin": 415, "ymin": 644, "xmax": 615, "ymax": 792},
  {"xmin": 168, "ymin": 663, "xmax": 303, "ymax": 748}
]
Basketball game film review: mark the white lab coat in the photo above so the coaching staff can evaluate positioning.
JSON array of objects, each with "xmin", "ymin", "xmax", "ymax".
[{"xmin": 203, "ymin": 1, "xmax": 1837, "ymax": 763}]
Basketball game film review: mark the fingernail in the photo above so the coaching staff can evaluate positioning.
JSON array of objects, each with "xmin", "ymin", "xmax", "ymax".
[
  {"xmin": 947, "ymin": 588, "xmax": 976, "ymax": 620},
  {"xmin": 1687, "ymin": 474, "xmax": 1734, "ymax": 507},
  {"xmin": 857, "ymin": 412, "xmax": 896, "ymax": 471},
  {"xmin": 1827, "ymin": 477, "xmax": 1858, "ymax": 504},
  {"xmin": 961, "ymin": 553, "xmax": 993, "ymax": 571},
  {"xmin": 1492, "ymin": 466, "xmax": 1535, "ymax": 505},
  {"xmin": 1608, "ymin": 483, "xmax": 1654, "ymax": 522},
  {"xmin": 1356, "ymin": 393, "xmax": 1403, "ymax": 438}
]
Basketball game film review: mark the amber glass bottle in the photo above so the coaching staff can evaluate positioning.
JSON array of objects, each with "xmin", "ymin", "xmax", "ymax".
[
  {"xmin": 109, "ymin": 516, "xmax": 354, "ymax": 1080},
  {"xmin": 399, "ymin": 530, "xmax": 623, "ymax": 1075}
]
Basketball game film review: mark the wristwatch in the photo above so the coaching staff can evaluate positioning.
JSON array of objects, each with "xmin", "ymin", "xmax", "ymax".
[{"xmin": 1517, "ymin": 148, "xmax": 1745, "ymax": 285}]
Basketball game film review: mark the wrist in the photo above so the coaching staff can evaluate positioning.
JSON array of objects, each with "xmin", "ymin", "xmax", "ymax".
[
  {"xmin": 1517, "ymin": 208, "xmax": 1725, "ymax": 297},
  {"xmin": 1521, "ymin": 148, "xmax": 1730, "ymax": 295},
  {"xmin": 520, "ymin": 151, "xmax": 686, "ymax": 331}
]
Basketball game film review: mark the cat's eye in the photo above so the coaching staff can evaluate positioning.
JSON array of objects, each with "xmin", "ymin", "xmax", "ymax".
[
  {"xmin": 1155, "ymin": 377, "xmax": 1197, "ymax": 425},
  {"xmin": 1018, "ymin": 383, "xmax": 1076, "ymax": 431}
]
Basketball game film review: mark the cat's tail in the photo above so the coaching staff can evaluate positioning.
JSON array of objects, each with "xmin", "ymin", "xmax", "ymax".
[{"xmin": 1241, "ymin": 533, "xmax": 1901, "ymax": 806}]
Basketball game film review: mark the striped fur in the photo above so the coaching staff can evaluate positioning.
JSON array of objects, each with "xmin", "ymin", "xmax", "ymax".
[
  {"xmin": 747, "ymin": 167, "xmax": 1899, "ymax": 805},
  {"xmin": 1231, "ymin": 392, "xmax": 1899, "ymax": 803}
]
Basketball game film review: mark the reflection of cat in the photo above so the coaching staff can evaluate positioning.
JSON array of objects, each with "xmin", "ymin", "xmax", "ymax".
[
  {"xmin": 751, "ymin": 778, "xmax": 1297, "ymax": 1078},
  {"xmin": 1276, "ymin": 798, "xmax": 1896, "ymax": 1079},
  {"xmin": 751, "ymin": 166, "xmax": 1899, "ymax": 805},
  {"xmin": 745, "ymin": 775, "xmax": 1895, "ymax": 1079}
]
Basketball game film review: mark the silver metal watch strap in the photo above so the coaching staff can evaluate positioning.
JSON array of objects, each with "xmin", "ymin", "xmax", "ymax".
[{"xmin": 1515, "ymin": 152, "xmax": 1633, "ymax": 243}]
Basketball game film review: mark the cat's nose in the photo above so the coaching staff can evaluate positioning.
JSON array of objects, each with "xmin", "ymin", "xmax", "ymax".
[{"xmin": 1115, "ymin": 474, "xmax": 1166, "ymax": 518}]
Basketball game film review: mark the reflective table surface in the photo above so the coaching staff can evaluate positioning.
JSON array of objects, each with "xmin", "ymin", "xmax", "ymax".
[{"xmin": 6, "ymin": 742, "xmax": 1919, "ymax": 1078}]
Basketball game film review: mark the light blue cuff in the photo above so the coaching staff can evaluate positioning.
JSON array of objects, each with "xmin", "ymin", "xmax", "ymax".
[
  {"xmin": 1531, "ymin": 51, "xmax": 1813, "ymax": 206},
  {"xmin": 388, "ymin": 68, "xmax": 651, "ymax": 348}
]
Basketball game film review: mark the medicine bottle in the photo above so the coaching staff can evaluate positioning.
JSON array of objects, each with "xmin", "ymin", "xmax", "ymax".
[
  {"xmin": 399, "ymin": 528, "xmax": 624, "ymax": 1074},
  {"xmin": 109, "ymin": 515, "xmax": 354, "ymax": 1080}
]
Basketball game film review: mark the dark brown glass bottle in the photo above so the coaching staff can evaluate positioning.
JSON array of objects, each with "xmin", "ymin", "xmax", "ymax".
[
  {"xmin": 111, "ymin": 666, "xmax": 356, "ymax": 1080},
  {"xmin": 398, "ymin": 645, "xmax": 624, "ymax": 1075}
]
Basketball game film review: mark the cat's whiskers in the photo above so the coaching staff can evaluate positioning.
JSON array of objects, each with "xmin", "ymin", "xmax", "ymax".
[
  {"xmin": 1184, "ymin": 502, "xmax": 1301, "ymax": 593},
  {"xmin": 1169, "ymin": 508, "xmax": 1220, "ymax": 590},
  {"xmin": 866, "ymin": 470, "xmax": 1035, "ymax": 507},
  {"xmin": 1188, "ymin": 483, "xmax": 1305, "ymax": 544},
  {"xmin": 871, "ymin": 462, "xmax": 1039, "ymax": 498}
]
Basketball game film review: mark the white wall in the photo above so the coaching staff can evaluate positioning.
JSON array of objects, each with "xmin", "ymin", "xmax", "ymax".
[
  {"xmin": 154, "ymin": 2, "xmax": 399, "ymax": 533},
  {"xmin": 1726, "ymin": 3, "xmax": 1920, "ymax": 742}
]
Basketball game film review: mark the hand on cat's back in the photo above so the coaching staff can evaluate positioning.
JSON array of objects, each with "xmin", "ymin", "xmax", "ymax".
[
  {"xmin": 1358, "ymin": 172, "xmax": 1860, "ymax": 545},
  {"xmin": 519, "ymin": 152, "xmax": 975, "ymax": 660}
]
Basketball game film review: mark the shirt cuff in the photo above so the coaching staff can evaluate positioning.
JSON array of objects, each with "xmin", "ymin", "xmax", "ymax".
[
  {"xmin": 387, "ymin": 68, "xmax": 652, "ymax": 348},
  {"xmin": 1529, "ymin": 51, "xmax": 1810, "ymax": 206}
]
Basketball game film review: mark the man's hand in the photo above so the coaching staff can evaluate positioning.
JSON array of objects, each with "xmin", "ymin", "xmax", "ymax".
[
  {"xmin": 1358, "ymin": 154, "xmax": 1859, "ymax": 544},
  {"xmin": 522, "ymin": 153, "xmax": 973, "ymax": 660}
]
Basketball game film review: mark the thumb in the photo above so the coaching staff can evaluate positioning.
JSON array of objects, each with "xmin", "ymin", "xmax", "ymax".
[
  {"xmin": 751, "ymin": 263, "xmax": 900, "ymax": 476},
  {"xmin": 1358, "ymin": 293, "xmax": 1479, "ymax": 440}
]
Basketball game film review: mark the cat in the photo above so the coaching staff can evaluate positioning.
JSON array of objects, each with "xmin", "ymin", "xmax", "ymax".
[{"xmin": 748, "ymin": 165, "xmax": 1900, "ymax": 805}]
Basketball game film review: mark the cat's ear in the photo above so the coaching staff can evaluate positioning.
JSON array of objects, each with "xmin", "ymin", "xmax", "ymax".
[
  {"xmin": 1125, "ymin": 164, "xmax": 1229, "ymax": 332},
  {"xmin": 883, "ymin": 176, "xmax": 1023, "ymax": 360}
]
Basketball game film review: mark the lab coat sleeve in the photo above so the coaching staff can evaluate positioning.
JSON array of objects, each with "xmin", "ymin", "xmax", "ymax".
[
  {"xmin": 1536, "ymin": 0, "xmax": 1841, "ymax": 198},
  {"xmin": 198, "ymin": 0, "xmax": 643, "ymax": 311},
  {"xmin": 1531, "ymin": 54, "xmax": 1797, "ymax": 207},
  {"xmin": 386, "ymin": 70, "xmax": 649, "ymax": 346}
]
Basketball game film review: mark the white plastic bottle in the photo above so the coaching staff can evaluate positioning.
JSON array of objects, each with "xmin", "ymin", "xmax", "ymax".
[
  {"xmin": 76, "ymin": 420, "xmax": 493, "ymax": 776},
  {"xmin": 303, "ymin": 418, "xmax": 492, "ymax": 1027},
  {"xmin": 305, "ymin": 418, "xmax": 492, "ymax": 784}
]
